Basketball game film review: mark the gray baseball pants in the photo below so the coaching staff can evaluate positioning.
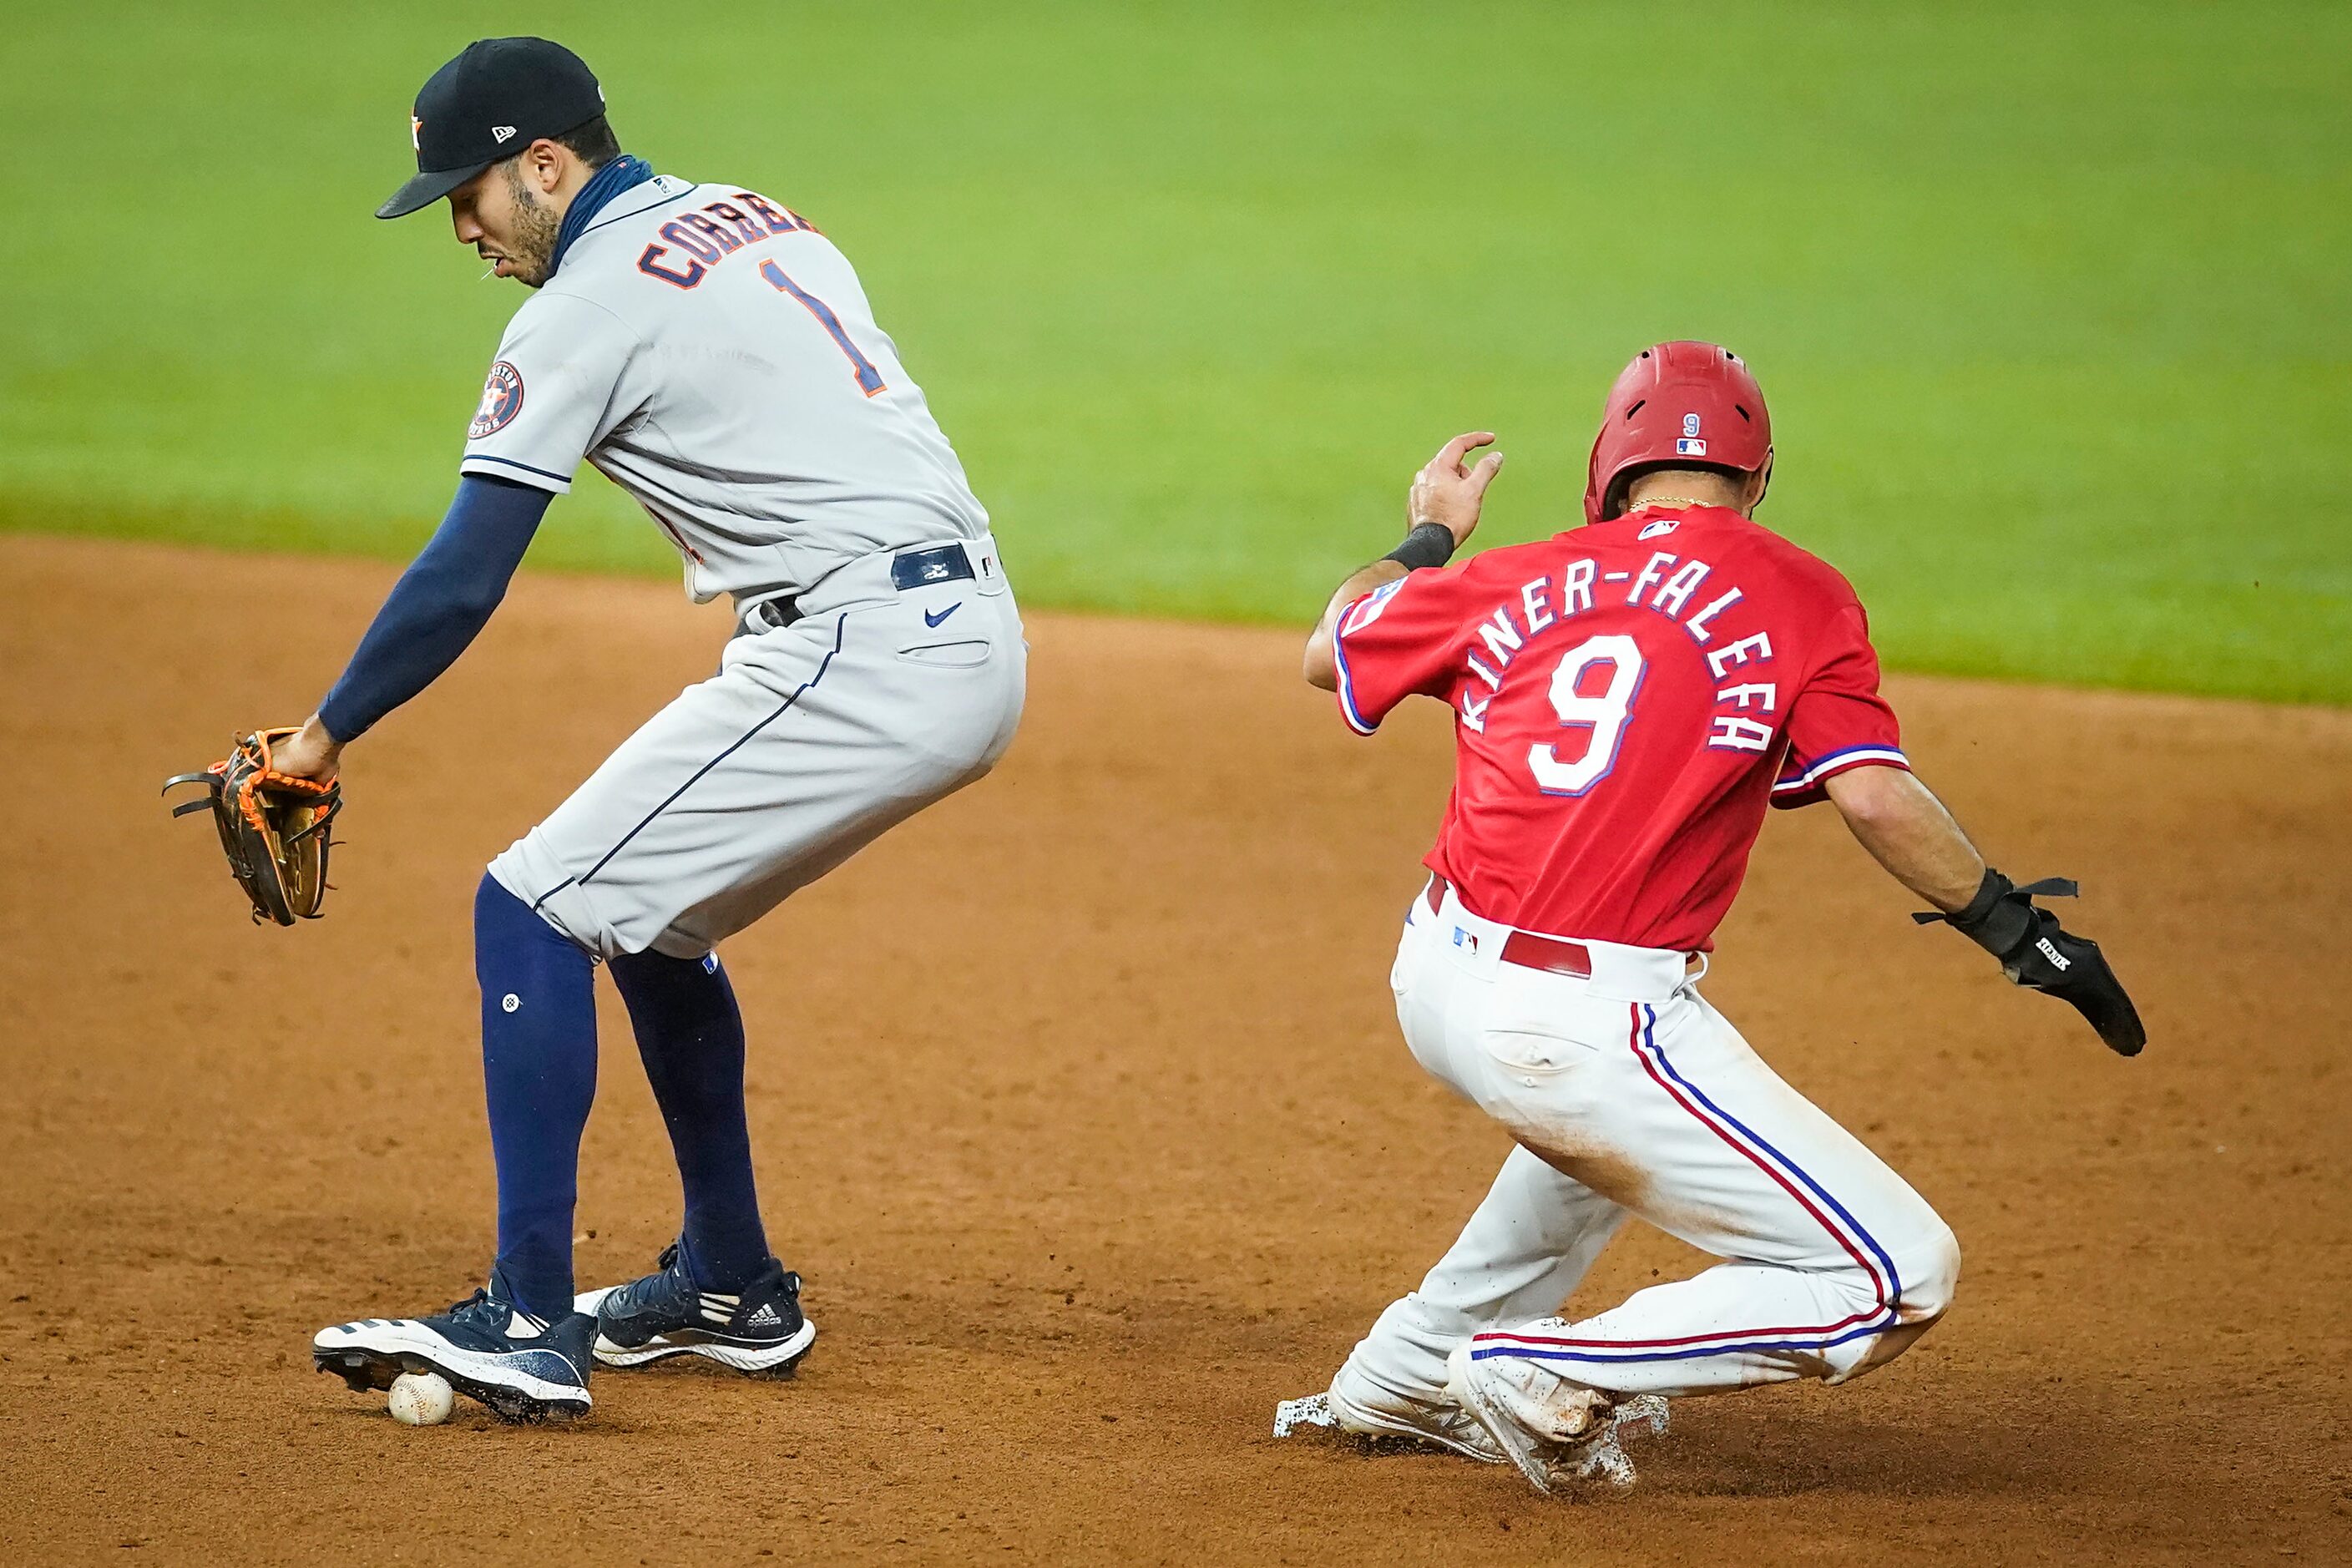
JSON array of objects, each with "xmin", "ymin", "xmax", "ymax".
[{"xmin": 489, "ymin": 536, "xmax": 1023, "ymax": 959}]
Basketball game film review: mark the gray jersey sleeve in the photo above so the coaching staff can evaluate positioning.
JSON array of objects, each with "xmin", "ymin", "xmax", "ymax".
[{"xmin": 459, "ymin": 291, "xmax": 644, "ymax": 494}]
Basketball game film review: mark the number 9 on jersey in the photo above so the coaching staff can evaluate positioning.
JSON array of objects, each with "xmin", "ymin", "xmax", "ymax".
[{"xmin": 1527, "ymin": 634, "xmax": 1646, "ymax": 796}]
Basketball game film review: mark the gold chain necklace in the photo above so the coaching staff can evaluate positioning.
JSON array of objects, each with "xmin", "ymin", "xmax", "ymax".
[{"xmin": 1626, "ymin": 497, "xmax": 1710, "ymax": 512}]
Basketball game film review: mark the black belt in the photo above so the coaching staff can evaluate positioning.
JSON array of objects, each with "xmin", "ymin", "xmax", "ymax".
[
  {"xmin": 741, "ymin": 596, "xmax": 807, "ymax": 634},
  {"xmin": 736, "ymin": 542, "xmax": 979, "ymax": 636}
]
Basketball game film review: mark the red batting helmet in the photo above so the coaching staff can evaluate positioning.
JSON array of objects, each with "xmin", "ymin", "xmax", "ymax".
[{"xmin": 1583, "ymin": 341, "xmax": 1773, "ymax": 527}]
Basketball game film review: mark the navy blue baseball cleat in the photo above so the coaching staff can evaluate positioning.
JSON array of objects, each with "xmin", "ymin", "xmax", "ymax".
[
  {"xmin": 574, "ymin": 1242, "xmax": 816, "ymax": 1376},
  {"xmin": 312, "ymin": 1284, "xmax": 595, "ymax": 1423}
]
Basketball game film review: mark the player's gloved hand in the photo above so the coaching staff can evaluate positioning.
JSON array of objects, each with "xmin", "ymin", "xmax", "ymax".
[
  {"xmin": 265, "ymin": 714, "xmax": 344, "ymax": 781},
  {"xmin": 1914, "ymin": 870, "xmax": 2146, "ymax": 1056},
  {"xmin": 163, "ymin": 727, "xmax": 343, "ymax": 926}
]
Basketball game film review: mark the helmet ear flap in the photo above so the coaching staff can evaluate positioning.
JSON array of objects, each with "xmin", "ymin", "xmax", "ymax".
[
  {"xmin": 1601, "ymin": 462, "xmax": 1663, "ymax": 521},
  {"xmin": 1600, "ymin": 467, "xmax": 1641, "ymax": 523}
]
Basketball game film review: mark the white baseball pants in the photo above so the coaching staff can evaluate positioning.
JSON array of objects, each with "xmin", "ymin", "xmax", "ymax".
[{"xmin": 1338, "ymin": 880, "xmax": 1960, "ymax": 1409}]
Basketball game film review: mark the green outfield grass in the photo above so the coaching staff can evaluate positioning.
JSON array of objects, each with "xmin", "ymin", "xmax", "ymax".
[{"xmin": 3, "ymin": 2, "xmax": 2345, "ymax": 701}]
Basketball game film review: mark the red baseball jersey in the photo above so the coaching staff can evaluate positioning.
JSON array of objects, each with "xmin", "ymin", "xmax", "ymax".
[{"xmin": 1331, "ymin": 503, "xmax": 1907, "ymax": 951}]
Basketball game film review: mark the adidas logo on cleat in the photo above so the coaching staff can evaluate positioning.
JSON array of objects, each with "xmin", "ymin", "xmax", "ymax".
[{"xmin": 746, "ymin": 1302, "xmax": 781, "ymax": 1329}]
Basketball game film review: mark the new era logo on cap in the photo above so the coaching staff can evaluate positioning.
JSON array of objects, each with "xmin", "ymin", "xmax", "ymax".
[{"xmin": 493, "ymin": 124, "xmax": 518, "ymax": 143}]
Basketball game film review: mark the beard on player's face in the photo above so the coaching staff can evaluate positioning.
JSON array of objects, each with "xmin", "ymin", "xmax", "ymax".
[{"xmin": 487, "ymin": 160, "xmax": 563, "ymax": 287}]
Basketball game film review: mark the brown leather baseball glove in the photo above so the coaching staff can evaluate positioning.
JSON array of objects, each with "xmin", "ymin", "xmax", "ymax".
[{"xmin": 163, "ymin": 727, "xmax": 342, "ymax": 925}]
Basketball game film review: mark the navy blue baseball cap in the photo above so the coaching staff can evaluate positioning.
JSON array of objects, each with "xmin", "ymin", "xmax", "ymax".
[{"xmin": 377, "ymin": 38, "xmax": 605, "ymax": 220}]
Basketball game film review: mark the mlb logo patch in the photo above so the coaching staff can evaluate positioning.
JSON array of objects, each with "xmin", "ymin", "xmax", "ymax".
[{"xmin": 1676, "ymin": 437, "xmax": 1707, "ymax": 457}]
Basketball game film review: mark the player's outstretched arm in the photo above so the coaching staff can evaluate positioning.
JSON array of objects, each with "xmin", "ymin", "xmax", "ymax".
[
  {"xmin": 1825, "ymin": 765, "xmax": 2147, "ymax": 1056},
  {"xmin": 1303, "ymin": 432, "xmax": 1502, "ymax": 689},
  {"xmin": 1822, "ymin": 765, "xmax": 1985, "ymax": 912},
  {"xmin": 266, "ymin": 475, "xmax": 554, "ymax": 781}
]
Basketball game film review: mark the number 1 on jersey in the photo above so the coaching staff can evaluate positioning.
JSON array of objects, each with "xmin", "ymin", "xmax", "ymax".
[
  {"xmin": 1528, "ymin": 634, "xmax": 1646, "ymax": 796},
  {"xmin": 757, "ymin": 260, "xmax": 887, "ymax": 397}
]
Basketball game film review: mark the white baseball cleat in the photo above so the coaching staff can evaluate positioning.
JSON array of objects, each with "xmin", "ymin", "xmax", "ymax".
[
  {"xmin": 1274, "ymin": 1371, "xmax": 1507, "ymax": 1464},
  {"xmin": 312, "ymin": 1287, "xmax": 594, "ymax": 1424},
  {"xmin": 1444, "ymin": 1342, "xmax": 1670, "ymax": 1495}
]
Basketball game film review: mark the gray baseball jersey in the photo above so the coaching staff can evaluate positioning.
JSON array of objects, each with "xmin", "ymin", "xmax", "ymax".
[{"xmin": 460, "ymin": 175, "xmax": 989, "ymax": 603}]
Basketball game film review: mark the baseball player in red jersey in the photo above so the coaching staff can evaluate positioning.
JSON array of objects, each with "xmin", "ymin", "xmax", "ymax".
[{"xmin": 1276, "ymin": 342, "xmax": 2145, "ymax": 1494}]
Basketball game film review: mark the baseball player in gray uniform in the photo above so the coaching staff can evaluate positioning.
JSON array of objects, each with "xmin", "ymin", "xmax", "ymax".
[{"xmin": 292, "ymin": 38, "xmax": 1023, "ymax": 1422}]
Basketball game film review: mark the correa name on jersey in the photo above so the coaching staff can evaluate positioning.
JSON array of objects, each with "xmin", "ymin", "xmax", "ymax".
[{"xmin": 635, "ymin": 191, "xmax": 821, "ymax": 290}]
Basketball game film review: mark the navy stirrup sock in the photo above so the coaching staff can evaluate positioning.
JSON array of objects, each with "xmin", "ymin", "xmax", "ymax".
[
  {"xmin": 474, "ymin": 873, "xmax": 599, "ymax": 1323},
  {"xmin": 609, "ymin": 948, "xmax": 770, "ymax": 1292}
]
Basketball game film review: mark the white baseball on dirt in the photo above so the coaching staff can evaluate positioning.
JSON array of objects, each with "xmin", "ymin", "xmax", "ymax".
[{"xmin": 387, "ymin": 1371, "xmax": 455, "ymax": 1426}]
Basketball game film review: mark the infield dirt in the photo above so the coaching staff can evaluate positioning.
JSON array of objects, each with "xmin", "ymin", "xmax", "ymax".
[{"xmin": 2, "ymin": 534, "xmax": 2346, "ymax": 1565}]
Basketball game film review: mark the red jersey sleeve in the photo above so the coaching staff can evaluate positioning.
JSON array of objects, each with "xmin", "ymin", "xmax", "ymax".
[
  {"xmin": 1771, "ymin": 602, "xmax": 1909, "ymax": 808},
  {"xmin": 1329, "ymin": 569, "xmax": 1461, "ymax": 735}
]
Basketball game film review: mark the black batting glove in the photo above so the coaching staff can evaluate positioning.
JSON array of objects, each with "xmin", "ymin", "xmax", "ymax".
[{"xmin": 1915, "ymin": 869, "xmax": 2147, "ymax": 1057}]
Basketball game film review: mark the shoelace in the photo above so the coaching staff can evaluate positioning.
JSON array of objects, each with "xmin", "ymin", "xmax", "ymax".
[
  {"xmin": 444, "ymin": 1288, "xmax": 497, "ymax": 1321},
  {"xmin": 443, "ymin": 1288, "xmax": 544, "ymax": 1334},
  {"xmin": 604, "ymin": 1245, "xmax": 695, "ymax": 1316}
]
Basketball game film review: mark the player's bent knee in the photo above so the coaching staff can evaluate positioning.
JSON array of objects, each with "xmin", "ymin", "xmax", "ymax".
[
  {"xmin": 476, "ymin": 864, "xmax": 602, "ymax": 959},
  {"xmin": 1823, "ymin": 1223, "xmax": 1960, "ymax": 1386},
  {"xmin": 1894, "ymin": 1222, "xmax": 1962, "ymax": 1326},
  {"xmin": 482, "ymin": 835, "xmax": 626, "ymax": 958}
]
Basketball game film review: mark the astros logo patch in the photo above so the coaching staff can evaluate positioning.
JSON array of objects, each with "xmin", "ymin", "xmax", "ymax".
[{"xmin": 469, "ymin": 361, "xmax": 524, "ymax": 439}]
